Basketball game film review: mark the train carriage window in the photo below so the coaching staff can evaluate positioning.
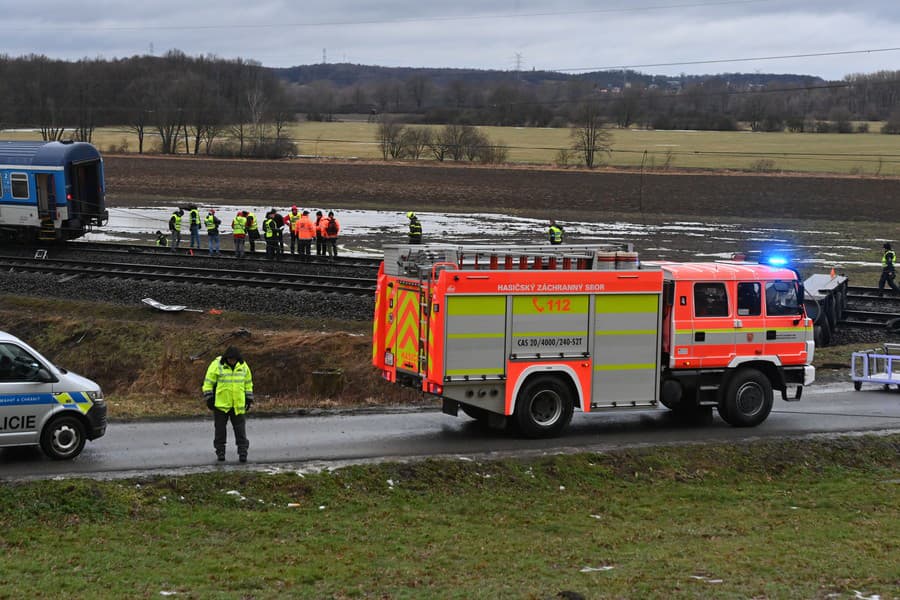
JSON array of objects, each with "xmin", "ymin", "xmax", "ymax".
[
  {"xmin": 694, "ymin": 282, "xmax": 729, "ymax": 318},
  {"xmin": 737, "ymin": 282, "xmax": 761, "ymax": 316},
  {"xmin": 11, "ymin": 173, "xmax": 29, "ymax": 199}
]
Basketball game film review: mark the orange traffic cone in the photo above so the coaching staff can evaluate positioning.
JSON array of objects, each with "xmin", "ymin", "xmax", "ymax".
[{"xmin": 830, "ymin": 267, "xmax": 836, "ymax": 278}]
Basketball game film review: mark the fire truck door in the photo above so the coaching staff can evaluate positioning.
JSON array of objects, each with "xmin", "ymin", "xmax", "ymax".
[
  {"xmin": 690, "ymin": 282, "xmax": 736, "ymax": 368},
  {"xmin": 592, "ymin": 294, "xmax": 660, "ymax": 405},
  {"xmin": 762, "ymin": 280, "xmax": 807, "ymax": 362},
  {"xmin": 392, "ymin": 281, "xmax": 422, "ymax": 373},
  {"xmin": 735, "ymin": 281, "xmax": 765, "ymax": 357},
  {"xmin": 444, "ymin": 296, "xmax": 507, "ymax": 378}
]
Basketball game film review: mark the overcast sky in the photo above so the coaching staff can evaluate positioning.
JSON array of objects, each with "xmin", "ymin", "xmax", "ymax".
[{"xmin": 5, "ymin": 1, "xmax": 899, "ymax": 79}]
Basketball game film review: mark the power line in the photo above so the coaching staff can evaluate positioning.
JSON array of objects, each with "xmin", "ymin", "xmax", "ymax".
[
  {"xmin": 554, "ymin": 47, "xmax": 900, "ymax": 73},
  {"xmin": 1, "ymin": 0, "xmax": 774, "ymax": 32}
]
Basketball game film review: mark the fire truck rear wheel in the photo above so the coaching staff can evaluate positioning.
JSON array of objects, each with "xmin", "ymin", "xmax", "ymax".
[
  {"xmin": 719, "ymin": 368, "xmax": 773, "ymax": 427},
  {"xmin": 514, "ymin": 376, "xmax": 574, "ymax": 438}
]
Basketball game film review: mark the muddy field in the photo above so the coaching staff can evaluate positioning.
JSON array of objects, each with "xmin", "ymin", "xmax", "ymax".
[{"xmin": 105, "ymin": 155, "xmax": 900, "ymax": 223}]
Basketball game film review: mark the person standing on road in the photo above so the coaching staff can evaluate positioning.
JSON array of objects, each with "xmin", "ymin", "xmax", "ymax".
[
  {"xmin": 285, "ymin": 206, "xmax": 301, "ymax": 255},
  {"xmin": 296, "ymin": 210, "xmax": 315, "ymax": 261},
  {"xmin": 245, "ymin": 210, "xmax": 260, "ymax": 254},
  {"xmin": 188, "ymin": 205, "xmax": 202, "ymax": 250},
  {"xmin": 406, "ymin": 211, "xmax": 422, "ymax": 244},
  {"xmin": 168, "ymin": 208, "xmax": 184, "ymax": 251},
  {"xmin": 548, "ymin": 219, "xmax": 564, "ymax": 245},
  {"xmin": 322, "ymin": 211, "xmax": 340, "ymax": 257},
  {"xmin": 315, "ymin": 210, "xmax": 326, "ymax": 256},
  {"xmin": 203, "ymin": 346, "xmax": 254, "ymax": 463},
  {"xmin": 878, "ymin": 242, "xmax": 900, "ymax": 296},
  {"xmin": 232, "ymin": 211, "xmax": 248, "ymax": 258},
  {"xmin": 205, "ymin": 209, "xmax": 221, "ymax": 256}
]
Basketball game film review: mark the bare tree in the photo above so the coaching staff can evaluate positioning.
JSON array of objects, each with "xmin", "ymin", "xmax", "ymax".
[
  {"xmin": 376, "ymin": 115, "xmax": 406, "ymax": 160},
  {"xmin": 401, "ymin": 127, "xmax": 432, "ymax": 160},
  {"xmin": 571, "ymin": 102, "xmax": 611, "ymax": 168}
]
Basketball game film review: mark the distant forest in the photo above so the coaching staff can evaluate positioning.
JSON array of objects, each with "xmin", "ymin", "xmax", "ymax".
[{"xmin": 2, "ymin": 51, "xmax": 899, "ymax": 157}]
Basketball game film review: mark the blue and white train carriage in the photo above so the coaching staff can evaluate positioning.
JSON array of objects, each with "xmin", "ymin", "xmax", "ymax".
[{"xmin": 0, "ymin": 140, "xmax": 108, "ymax": 242}]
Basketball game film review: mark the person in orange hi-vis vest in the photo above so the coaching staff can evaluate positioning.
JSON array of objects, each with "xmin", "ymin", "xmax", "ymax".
[
  {"xmin": 321, "ymin": 211, "xmax": 340, "ymax": 257},
  {"xmin": 294, "ymin": 210, "xmax": 316, "ymax": 261}
]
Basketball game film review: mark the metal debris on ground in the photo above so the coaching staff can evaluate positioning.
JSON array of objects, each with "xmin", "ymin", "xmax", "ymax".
[{"xmin": 141, "ymin": 297, "xmax": 204, "ymax": 313}]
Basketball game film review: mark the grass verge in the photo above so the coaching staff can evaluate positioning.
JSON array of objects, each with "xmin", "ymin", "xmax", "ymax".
[{"xmin": 1, "ymin": 436, "xmax": 898, "ymax": 598}]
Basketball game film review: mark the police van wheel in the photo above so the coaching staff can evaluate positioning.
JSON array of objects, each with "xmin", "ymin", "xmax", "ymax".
[
  {"xmin": 719, "ymin": 369, "xmax": 773, "ymax": 428},
  {"xmin": 40, "ymin": 415, "xmax": 86, "ymax": 460},
  {"xmin": 514, "ymin": 376, "xmax": 574, "ymax": 438}
]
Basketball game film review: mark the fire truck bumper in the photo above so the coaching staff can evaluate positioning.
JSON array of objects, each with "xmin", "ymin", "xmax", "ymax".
[{"xmin": 780, "ymin": 365, "xmax": 814, "ymax": 401}]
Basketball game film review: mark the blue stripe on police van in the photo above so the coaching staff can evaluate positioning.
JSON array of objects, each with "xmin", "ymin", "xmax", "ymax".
[{"xmin": 0, "ymin": 393, "xmax": 57, "ymax": 406}]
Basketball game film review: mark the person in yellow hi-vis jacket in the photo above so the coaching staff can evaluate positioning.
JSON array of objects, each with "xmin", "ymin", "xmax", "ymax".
[{"xmin": 203, "ymin": 346, "xmax": 254, "ymax": 463}]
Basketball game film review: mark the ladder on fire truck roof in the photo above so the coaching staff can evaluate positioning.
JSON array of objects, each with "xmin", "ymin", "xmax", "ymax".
[{"xmin": 384, "ymin": 243, "xmax": 638, "ymax": 278}]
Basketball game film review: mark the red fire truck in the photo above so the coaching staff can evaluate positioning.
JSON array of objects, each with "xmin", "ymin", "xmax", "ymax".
[{"xmin": 372, "ymin": 244, "xmax": 815, "ymax": 438}]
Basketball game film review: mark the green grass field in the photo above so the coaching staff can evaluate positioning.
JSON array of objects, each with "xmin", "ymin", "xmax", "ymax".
[
  {"xmin": 1, "ymin": 437, "xmax": 896, "ymax": 598},
  {"xmin": 5, "ymin": 121, "xmax": 900, "ymax": 176}
]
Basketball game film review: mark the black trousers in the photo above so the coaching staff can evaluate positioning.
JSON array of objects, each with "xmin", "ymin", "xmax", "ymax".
[
  {"xmin": 214, "ymin": 408, "xmax": 248, "ymax": 456},
  {"xmin": 316, "ymin": 235, "xmax": 326, "ymax": 255},
  {"xmin": 878, "ymin": 268, "xmax": 900, "ymax": 293}
]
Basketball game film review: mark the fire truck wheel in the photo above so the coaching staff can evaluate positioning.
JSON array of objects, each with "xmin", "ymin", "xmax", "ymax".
[
  {"xmin": 514, "ymin": 376, "xmax": 574, "ymax": 438},
  {"xmin": 719, "ymin": 369, "xmax": 773, "ymax": 427}
]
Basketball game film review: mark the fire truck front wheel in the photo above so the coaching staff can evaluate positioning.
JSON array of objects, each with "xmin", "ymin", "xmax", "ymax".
[
  {"xmin": 718, "ymin": 368, "xmax": 774, "ymax": 427},
  {"xmin": 514, "ymin": 375, "xmax": 574, "ymax": 438}
]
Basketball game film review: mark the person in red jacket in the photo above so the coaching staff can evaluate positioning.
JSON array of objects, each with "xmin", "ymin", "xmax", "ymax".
[
  {"xmin": 295, "ymin": 210, "xmax": 316, "ymax": 261},
  {"xmin": 321, "ymin": 211, "xmax": 340, "ymax": 257}
]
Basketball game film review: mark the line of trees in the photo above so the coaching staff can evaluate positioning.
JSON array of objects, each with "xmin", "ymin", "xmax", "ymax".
[{"xmin": 0, "ymin": 51, "xmax": 297, "ymax": 157}]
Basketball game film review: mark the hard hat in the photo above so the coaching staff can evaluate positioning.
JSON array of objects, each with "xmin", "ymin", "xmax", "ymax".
[{"xmin": 406, "ymin": 211, "xmax": 415, "ymax": 219}]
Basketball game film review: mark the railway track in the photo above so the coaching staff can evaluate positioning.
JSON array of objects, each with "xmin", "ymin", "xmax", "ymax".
[
  {"xmin": 839, "ymin": 286, "xmax": 900, "ymax": 329},
  {"xmin": 0, "ymin": 256, "xmax": 377, "ymax": 296},
  {"xmin": 63, "ymin": 241, "xmax": 383, "ymax": 270}
]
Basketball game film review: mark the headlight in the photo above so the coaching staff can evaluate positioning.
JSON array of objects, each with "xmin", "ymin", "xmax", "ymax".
[{"xmin": 88, "ymin": 390, "xmax": 105, "ymax": 403}]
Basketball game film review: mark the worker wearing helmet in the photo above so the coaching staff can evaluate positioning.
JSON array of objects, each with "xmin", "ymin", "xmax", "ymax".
[
  {"xmin": 285, "ymin": 206, "xmax": 301, "ymax": 255},
  {"xmin": 879, "ymin": 242, "xmax": 900, "ymax": 296},
  {"xmin": 548, "ymin": 219, "xmax": 563, "ymax": 245},
  {"xmin": 407, "ymin": 212, "xmax": 422, "ymax": 245}
]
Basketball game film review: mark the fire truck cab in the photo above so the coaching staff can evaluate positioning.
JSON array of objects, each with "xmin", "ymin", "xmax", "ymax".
[{"xmin": 372, "ymin": 244, "xmax": 815, "ymax": 438}]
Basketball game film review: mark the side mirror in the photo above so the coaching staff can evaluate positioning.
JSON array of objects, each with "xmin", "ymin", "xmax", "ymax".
[{"xmin": 34, "ymin": 367, "xmax": 55, "ymax": 383}]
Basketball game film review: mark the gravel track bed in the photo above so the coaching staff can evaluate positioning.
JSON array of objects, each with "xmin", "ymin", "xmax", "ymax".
[
  {"xmin": 0, "ymin": 247, "xmax": 379, "ymax": 280},
  {"xmin": 0, "ymin": 271, "xmax": 374, "ymax": 320}
]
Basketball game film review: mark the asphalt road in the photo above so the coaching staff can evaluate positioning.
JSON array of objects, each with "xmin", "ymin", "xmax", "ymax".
[{"xmin": 2, "ymin": 386, "xmax": 899, "ymax": 481}]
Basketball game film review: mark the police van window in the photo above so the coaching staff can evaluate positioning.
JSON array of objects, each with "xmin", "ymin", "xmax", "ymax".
[
  {"xmin": 737, "ymin": 282, "xmax": 761, "ymax": 316},
  {"xmin": 0, "ymin": 343, "xmax": 42, "ymax": 381},
  {"xmin": 11, "ymin": 173, "xmax": 29, "ymax": 199},
  {"xmin": 694, "ymin": 282, "xmax": 729, "ymax": 317},
  {"xmin": 765, "ymin": 281, "xmax": 802, "ymax": 316}
]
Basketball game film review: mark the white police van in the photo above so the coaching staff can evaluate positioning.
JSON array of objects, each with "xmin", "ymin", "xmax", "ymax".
[{"xmin": 0, "ymin": 331, "xmax": 106, "ymax": 459}]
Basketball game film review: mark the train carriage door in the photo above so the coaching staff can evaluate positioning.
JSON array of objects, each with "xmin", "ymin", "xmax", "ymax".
[
  {"xmin": 691, "ymin": 281, "xmax": 736, "ymax": 368},
  {"xmin": 735, "ymin": 281, "xmax": 765, "ymax": 357},
  {"xmin": 35, "ymin": 174, "xmax": 56, "ymax": 219}
]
